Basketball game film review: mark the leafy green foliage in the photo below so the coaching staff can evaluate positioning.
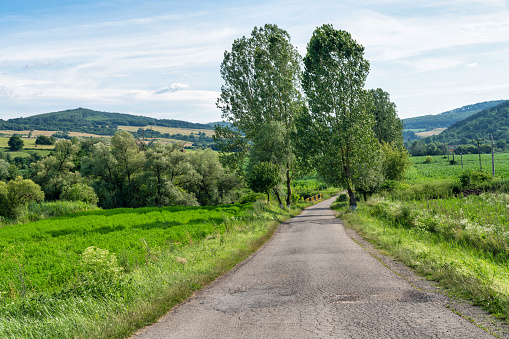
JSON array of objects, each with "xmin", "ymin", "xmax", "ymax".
[
  {"xmin": 216, "ymin": 24, "xmax": 303, "ymax": 206},
  {"xmin": 247, "ymin": 162, "xmax": 281, "ymax": 201},
  {"xmin": 459, "ymin": 170, "xmax": 492, "ymax": 188},
  {"xmin": 0, "ymin": 177, "xmax": 45, "ymax": 219},
  {"xmin": 301, "ymin": 24, "xmax": 381, "ymax": 207},
  {"xmin": 381, "ymin": 142, "xmax": 411, "ymax": 181},
  {"xmin": 370, "ymin": 88, "xmax": 404, "ymax": 146},
  {"xmin": 184, "ymin": 149, "xmax": 242, "ymax": 206},
  {"xmin": 60, "ymin": 183, "xmax": 98, "ymax": 204},
  {"xmin": 35, "ymin": 135, "xmax": 56, "ymax": 145},
  {"xmin": 8, "ymin": 135, "xmax": 24, "ymax": 151},
  {"xmin": 31, "ymin": 140, "xmax": 81, "ymax": 200}
]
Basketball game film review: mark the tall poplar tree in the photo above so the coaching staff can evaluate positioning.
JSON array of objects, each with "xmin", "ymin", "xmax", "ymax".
[
  {"xmin": 301, "ymin": 24, "xmax": 381, "ymax": 208},
  {"xmin": 216, "ymin": 24, "xmax": 303, "ymax": 207}
]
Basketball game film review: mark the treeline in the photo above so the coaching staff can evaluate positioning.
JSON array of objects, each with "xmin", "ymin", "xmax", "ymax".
[
  {"xmin": 0, "ymin": 108, "xmax": 215, "ymax": 135},
  {"xmin": 131, "ymin": 128, "xmax": 216, "ymax": 149},
  {"xmin": 408, "ymin": 140, "xmax": 494, "ymax": 157},
  {"xmin": 0, "ymin": 132, "xmax": 242, "ymax": 219}
]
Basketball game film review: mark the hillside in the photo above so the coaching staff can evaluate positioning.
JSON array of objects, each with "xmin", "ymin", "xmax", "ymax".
[
  {"xmin": 0, "ymin": 108, "xmax": 215, "ymax": 135},
  {"xmin": 403, "ymin": 100, "xmax": 507, "ymax": 130},
  {"xmin": 438, "ymin": 100, "xmax": 509, "ymax": 144}
]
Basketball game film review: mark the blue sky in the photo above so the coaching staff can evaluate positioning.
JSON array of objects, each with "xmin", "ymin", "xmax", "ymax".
[{"xmin": 1, "ymin": 0, "xmax": 508, "ymax": 123}]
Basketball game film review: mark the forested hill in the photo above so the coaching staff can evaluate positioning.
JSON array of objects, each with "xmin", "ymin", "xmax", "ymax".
[
  {"xmin": 403, "ymin": 100, "xmax": 507, "ymax": 130},
  {"xmin": 0, "ymin": 108, "xmax": 215, "ymax": 135},
  {"xmin": 437, "ymin": 100, "xmax": 509, "ymax": 144}
]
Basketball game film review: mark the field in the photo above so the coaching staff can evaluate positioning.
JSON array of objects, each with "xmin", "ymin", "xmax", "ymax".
[
  {"xmin": 118, "ymin": 125, "xmax": 215, "ymax": 137},
  {"xmin": 0, "ymin": 136, "xmax": 54, "ymax": 158},
  {"xmin": 334, "ymin": 151, "xmax": 509, "ymax": 326},
  {"xmin": 0, "ymin": 197, "xmax": 331, "ymax": 338},
  {"xmin": 407, "ymin": 153, "xmax": 509, "ymax": 181},
  {"xmin": 0, "ymin": 130, "xmax": 111, "ymax": 138},
  {"xmin": 415, "ymin": 127, "xmax": 447, "ymax": 137},
  {"xmin": 0, "ymin": 204, "xmax": 251, "ymax": 296}
]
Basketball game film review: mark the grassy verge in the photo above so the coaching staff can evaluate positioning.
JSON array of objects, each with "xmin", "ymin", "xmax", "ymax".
[
  {"xmin": 332, "ymin": 196, "xmax": 509, "ymax": 321},
  {"xmin": 0, "ymin": 197, "xmax": 326, "ymax": 338}
]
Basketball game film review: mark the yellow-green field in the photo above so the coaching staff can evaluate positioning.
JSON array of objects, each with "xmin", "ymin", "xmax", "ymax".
[
  {"xmin": 118, "ymin": 125, "xmax": 215, "ymax": 137},
  {"xmin": 415, "ymin": 127, "xmax": 447, "ymax": 138},
  {"xmin": 0, "ymin": 129, "xmax": 111, "ymax": 138}
]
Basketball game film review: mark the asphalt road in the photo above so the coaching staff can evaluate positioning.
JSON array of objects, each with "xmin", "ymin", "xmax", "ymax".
[{"xmin": 134, "ymin": 196, "xmax": 495, "ymax": 338}]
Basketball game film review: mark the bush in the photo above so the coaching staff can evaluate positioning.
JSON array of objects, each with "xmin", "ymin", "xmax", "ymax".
[
  {"xmin": 459, "ymin": 170, "xmax": 492, "ymax": 188},
  {"xmin": 391, "ymin": 179, "xmax": 460, "ymax": 201},
  {"xmin": 0, "ymin": 177, "xmax": 45, "ymax": 219},
  {"xmin": 35, "ymin": 135, "xmax": 56, "ymax": 145},
  {"xmin": 336, "ymin": 193, "xmax": 349, "ymax": 202},
  {"xmin": 239, "ymin": 192, "xmax": 265, "ymax": 204},
  {"xmin": 381, "ymin": 180, "xmax": 410, "ymax": 192},
  {"xmin": 60, "ymin": 183, "xmax": 98, "ymax": 204},
  {"xmin": 424, "ymin": 156, "xmax": 433, "ymax": 164}
]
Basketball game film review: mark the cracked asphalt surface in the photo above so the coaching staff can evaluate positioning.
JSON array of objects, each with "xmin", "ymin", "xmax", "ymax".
[{"xmin": 134, "ymin": 196, "xmax": 495, "ymax": 338}]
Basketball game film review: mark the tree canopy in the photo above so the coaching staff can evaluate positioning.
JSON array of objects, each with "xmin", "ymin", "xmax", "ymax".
[
  {"xmin": 216, "ymin": 24, "xmax": 303, "ymax": 206},
  {"xmin": 300, "ymin": 24, "xmax": 381, "ymax": 208}
]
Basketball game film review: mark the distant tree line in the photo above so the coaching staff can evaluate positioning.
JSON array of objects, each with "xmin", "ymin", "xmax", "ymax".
[{"xmin": 131, "ymin": 128, "xmax": 216, "ymax": 149}]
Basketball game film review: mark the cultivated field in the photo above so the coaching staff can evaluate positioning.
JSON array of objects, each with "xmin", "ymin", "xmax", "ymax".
[
  {"xmin": 415, "ymin": 127, "xmax": 447, "ymax": 137},
  {"xmin": 407, "ymin": 153, "xmax": 509, "ymax": 181},
  {"xmin": 0, "ymin": 198, "xmax": 325, "ymax": 338},
  {"xmin": 118, "ymin": 125, "xmax": 216, "ymax": 137}
]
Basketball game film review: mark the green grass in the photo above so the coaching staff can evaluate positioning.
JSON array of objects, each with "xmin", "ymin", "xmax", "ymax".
[
  {"xmin": 0, "ymin": 197, "xmax": 327, "ymax": 338},
  {"xmin": 334, "ymin": 195, "xmax": 509, "ymax": 320},
  {"xmin": 407, "ymin": 153, "xmax": 509, "ymax": 182}
]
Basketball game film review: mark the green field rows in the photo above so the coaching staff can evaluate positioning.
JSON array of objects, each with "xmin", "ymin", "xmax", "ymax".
[
  {"xmin": 407, "ymin": 153, "xmax": 509, "ymax": 181},
  {"xmin": 0, "ymin": 204, "xmax": 251, "ymax": 298}
]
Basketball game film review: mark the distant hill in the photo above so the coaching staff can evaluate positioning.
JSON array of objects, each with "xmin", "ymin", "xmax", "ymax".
[
  {"xmin": 0, "ymin": 108, "xmax": 216, "ymax": 135},
  {"xmin": 438, "ymin": 100, "xmax": 509, "ymax": 144},
  {"xmin": 403, "ymin": 100, "xmax": 507, "ymax": 130}
]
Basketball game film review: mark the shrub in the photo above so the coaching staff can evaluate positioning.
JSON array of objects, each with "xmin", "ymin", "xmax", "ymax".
[
  {"xmin": 35, "ymin": 135, "xmax": 56, "ymax": 145},
  {"xmin": 60, "ymin": 183, "xmax": 98, "ymax": 204},
  {"xmin": 239, "ymin": 192, "xmax": 265, "ymax": 204},
  {"xmin": 0, "ymin": 177, "xmax": 45, "ymax": 219},
  {"xmin": 391, "ymin": 179, "xmax": 459, "ymax": 200},
  {"xmin": 459, "ymin": 170, "xmax": 492, "ymax": 188},
  {"xmin": 336, "ymin": 193, "xmax": 348, "ymax": 202},
  {"xmin": 424, "ymin": 156, "xmax": 433, "ymax": 164}
]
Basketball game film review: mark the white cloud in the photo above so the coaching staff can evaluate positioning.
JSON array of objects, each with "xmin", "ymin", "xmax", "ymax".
[{"xmin": 154, "ymin": 83, "xmax": 190, "ymax": 94}]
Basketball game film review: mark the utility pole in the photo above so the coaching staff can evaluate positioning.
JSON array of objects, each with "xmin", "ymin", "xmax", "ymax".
[
  {"xmin": 491, "ymin": 134, "xmax": 495, "ymax": 178},
  {"xmin": 474, "ymin": 139, "xmax": 482, "ymax": 171}
]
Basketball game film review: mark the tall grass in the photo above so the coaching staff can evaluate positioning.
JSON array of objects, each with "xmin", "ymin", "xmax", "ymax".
[
  {"xmin": 0, "ymin": 198, "xmax": 318, "ymax": 338},
  {"xmin": 336, "ymin": 194, "xmax": 509, "ymax": 319}
]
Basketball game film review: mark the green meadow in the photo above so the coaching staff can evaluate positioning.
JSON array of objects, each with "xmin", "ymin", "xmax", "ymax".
[
  {"xmin": 0, "ymin": 197, "xmax": 328, "ymax": 338},
  {"xmin": 334, "ymin": 152, "xmax": 509, "ymax": 325}
]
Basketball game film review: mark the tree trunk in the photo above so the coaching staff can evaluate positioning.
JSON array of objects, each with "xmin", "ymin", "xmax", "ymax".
[
  {"xmin": 285, "ymin": 164, "xmax": 291, "ymax": 208},
  {"xmin": 273, "ymin": 187, "xmax": 283, "ymax": 208},
  {"xmin": 347, "ymin": 185, "xmax": 357, "ymax": 211}
]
